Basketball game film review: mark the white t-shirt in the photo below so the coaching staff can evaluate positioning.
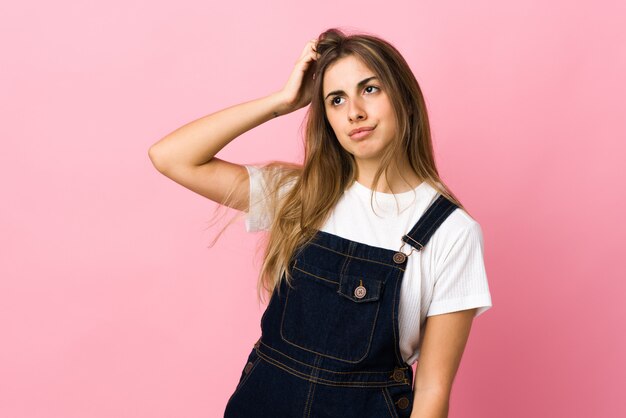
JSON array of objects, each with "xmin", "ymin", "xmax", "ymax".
[{"xmin": 244, "ymin": 164, "xmax": 493, "ymax": 365}]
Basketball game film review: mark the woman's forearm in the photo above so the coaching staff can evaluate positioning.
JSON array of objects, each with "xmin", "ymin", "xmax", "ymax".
[
  {"xmin": 410, "ymin": 389, "xmax": 450, "ymax": 418},
  {"xmin": 148, "ymin": 91, "xmax": 290, "ymax": 171}
]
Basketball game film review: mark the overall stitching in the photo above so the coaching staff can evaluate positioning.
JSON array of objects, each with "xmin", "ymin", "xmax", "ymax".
[
  {"xmin": 258, "ymin": 340, "xmax": 408, "ymax": 375},
  {"xmin": 294, "ymin": 263, "xmax": 339, "ymax": 284},
  {"xmin": 302, "ymin": 355, "xmax": 321, "ymax": 418},
  {"xmin": 414, "ymin": 204, "xmax": 457, "ymax": 245},
  {"xmin": 308, "ymin": 241, "xmax": 406, "ymax": 271},
  {"xmin": 403, "ymin": 195, "xmax": 457, "ymax": 250},
  {"xmin": 390, "ymin": 266, "xmax": 405, "ymax": 365},
  {"xmin": 255, "ymin": 348, "xmax": 410, "ymax": 387},
  {"xmin": 382, "ymin": 387, "xmax": 401, "ymax": 418}
]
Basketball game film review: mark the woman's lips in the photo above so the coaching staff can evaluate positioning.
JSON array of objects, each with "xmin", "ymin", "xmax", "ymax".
[{"xmin": 350, "ymin": 127, "xmax": 375, "ymax": 140}]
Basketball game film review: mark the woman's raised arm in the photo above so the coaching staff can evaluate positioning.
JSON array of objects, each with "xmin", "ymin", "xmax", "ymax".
[
  {"xmin": 148, "ymin": 40, "xmax": 319, "ymax": 212},
  {"xmin": 148, "ymin": 93, "xmax": 289, "ymax": 212}
]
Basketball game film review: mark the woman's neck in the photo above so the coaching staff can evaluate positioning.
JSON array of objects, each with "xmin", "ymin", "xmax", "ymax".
[{"xmin": 356, "ymin": 159, "xmax": 422, "ymax": 194}]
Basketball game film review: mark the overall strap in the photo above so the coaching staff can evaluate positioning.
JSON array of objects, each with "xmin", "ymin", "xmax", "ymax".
[{"xmin": 401, "ymin": 194, "xmax": 458, "ymax": 252}]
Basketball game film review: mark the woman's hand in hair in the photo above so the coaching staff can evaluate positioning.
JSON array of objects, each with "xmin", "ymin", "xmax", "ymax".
[{"xmin": 277, "ymin": 39, "xmax": 320, "ymax": 114}]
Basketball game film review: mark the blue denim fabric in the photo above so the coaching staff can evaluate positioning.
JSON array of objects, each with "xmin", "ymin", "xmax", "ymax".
[{"xmin": 225, "ymin": 195, "xmax": 458, "ymax": 418}]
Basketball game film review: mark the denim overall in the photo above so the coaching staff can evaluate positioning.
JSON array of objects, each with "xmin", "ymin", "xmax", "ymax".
[{"xmin": 225, "ymin": 194, "xmax": 458, "ymax": 418}]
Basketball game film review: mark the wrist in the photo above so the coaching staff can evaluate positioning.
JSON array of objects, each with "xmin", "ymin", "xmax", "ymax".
[{"xmin": 268, "ymin": 90, "xmax": 297, "ymax": 116}]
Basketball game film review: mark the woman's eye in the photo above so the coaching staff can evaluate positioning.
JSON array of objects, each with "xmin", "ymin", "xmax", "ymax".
[
  {"xmin": 331, "ymin": 97, "xmax": 344, "ymax": 106},
  {"xmin": 330, "ymin": 86, "xmax": 379, "ymax": 107}
]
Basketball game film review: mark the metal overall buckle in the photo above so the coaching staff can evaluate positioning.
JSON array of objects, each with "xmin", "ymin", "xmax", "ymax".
[{"xmin": 393, "ymin": 239, "xmax": 423, "ymax": 264}]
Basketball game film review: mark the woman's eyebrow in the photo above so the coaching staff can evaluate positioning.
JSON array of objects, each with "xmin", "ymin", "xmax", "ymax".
[{"xmin": 324, "ymin": 76, "xmax": 378, "ymax": 100}]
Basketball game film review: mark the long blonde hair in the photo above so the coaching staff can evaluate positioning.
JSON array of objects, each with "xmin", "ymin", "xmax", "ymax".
[{"xmin": 208, "ymin": 27, "xmax": 467, "ymax": 304}]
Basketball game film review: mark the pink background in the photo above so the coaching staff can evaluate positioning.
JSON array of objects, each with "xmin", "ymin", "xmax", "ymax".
[{"xmin": 1, "ymin": 1, "xmax": 625, "ymax": 417}]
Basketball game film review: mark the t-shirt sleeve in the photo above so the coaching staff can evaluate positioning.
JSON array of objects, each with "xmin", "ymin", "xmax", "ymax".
[
  {"xmin": 244, "ymin": 164, "xmax": 296, "ymax": 233},
  {"xmin": 244, "ymin": 165, "xmax": 271, "ymax": 232},
  {"xmin": 427, "ymin": 221, "xmax": 493, "ymax": 318}
]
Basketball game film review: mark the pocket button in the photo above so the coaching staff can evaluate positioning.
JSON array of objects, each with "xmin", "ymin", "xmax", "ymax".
[
  {"xmin": 354, "ymin": 284, "xmax": 367, "ymax": 299},
  {"xmin": 244, "ymin": 362, "xmax": 254, "ymax": 374}
]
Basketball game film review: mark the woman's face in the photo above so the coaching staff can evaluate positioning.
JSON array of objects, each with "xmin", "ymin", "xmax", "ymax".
[{"xmin": 322, "ymin": 55, "xmax": 397, "ymax": 170}]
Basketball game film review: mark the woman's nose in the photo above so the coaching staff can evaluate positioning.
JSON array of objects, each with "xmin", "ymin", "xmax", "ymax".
[{"xmin": 348, "ymin": 99, "xmax": 366, "ymax": 121}]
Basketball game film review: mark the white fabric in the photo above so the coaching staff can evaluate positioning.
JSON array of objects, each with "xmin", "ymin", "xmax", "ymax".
[{"xmin": 244, "ymin": 164, "xmax": 493, "ymax": 365}]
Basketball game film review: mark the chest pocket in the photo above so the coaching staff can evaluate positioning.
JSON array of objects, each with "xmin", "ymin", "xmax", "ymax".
[{"xmin": 280, "ymin": 259, "xmax": 384, "ymax": 363}]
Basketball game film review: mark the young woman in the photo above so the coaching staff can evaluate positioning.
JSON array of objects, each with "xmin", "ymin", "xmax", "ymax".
[{"xmin": 149, "ymin": 28, "xmax": 492, "ymax": 418}]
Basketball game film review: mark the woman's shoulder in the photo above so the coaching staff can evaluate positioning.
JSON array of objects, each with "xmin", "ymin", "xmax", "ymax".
[{"xmin": 420, "ymin": 183, "xmax": 483, "ymax": 245}]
